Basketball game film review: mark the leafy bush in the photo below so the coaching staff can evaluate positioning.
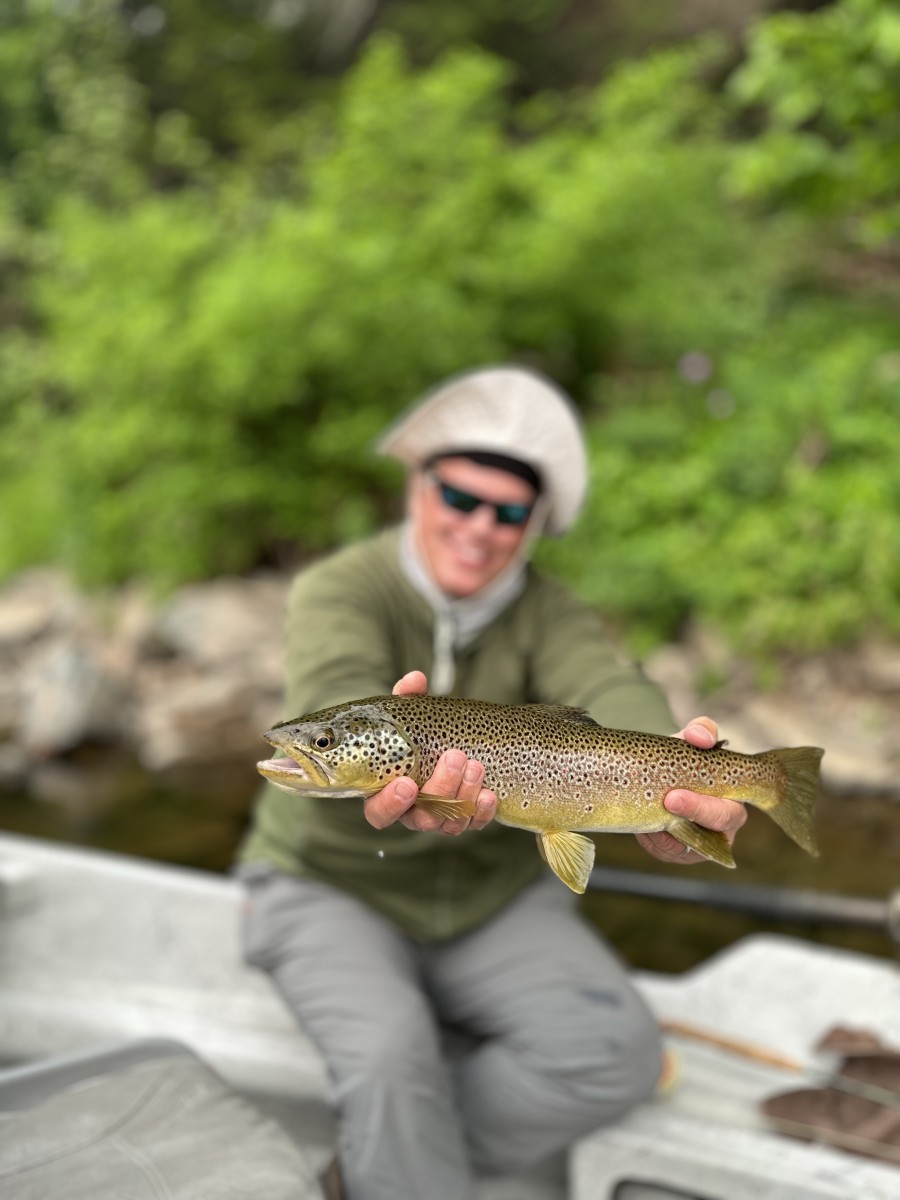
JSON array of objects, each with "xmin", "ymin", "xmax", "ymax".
[
  {"xmin": 728, "ymin": 0, "xmax": 900, "ymax": 245},
  {"xmin": 541, "ymin": 304, "xmax": 900, "ymax": 655},
  {"xmin": 2, "ymin": 2, "xmax": 899, "ymax": 661},
  {"xmin": 6, "ymin": 35, "xmax": 756, "ymax": 587}
]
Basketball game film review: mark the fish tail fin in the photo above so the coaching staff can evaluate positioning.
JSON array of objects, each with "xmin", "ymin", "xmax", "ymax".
[{"xmin": 762, "ymin": 746, "xmax": 823, "ymax": 857}]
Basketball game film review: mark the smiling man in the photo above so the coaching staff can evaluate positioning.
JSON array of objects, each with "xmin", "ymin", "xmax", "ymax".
[
  {"xmin": 237, "ymin": 366, "xmax": 747, "ymax": 1200},
  {"xmin": 416, "ymin": 456, "xmax": 539, "ymax": 593}
]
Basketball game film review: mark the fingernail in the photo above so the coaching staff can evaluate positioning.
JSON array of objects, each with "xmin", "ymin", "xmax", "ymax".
[
  {"xmin": 396, "ymin": 779, "xmax": 416, "ymax": 802},
  {"xmin": 444, "ymin": 750, "xmax": 467, "ymax": 772},
  {"xmin": 463, "ymin": 762, "xmax": 481, "ymax": 785}
]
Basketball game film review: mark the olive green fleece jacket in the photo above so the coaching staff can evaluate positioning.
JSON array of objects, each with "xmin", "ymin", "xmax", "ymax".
[{"xmin": 238, "ymin": 527, "xmax": 675, "ymax": 940}]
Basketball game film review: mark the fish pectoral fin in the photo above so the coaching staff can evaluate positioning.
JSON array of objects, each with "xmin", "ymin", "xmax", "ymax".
[
  {"xmin": 668, "ymin": 817, "xmax": 735, "ymax": 868},
  {"xmin": 415, "ymin": 793, "xmax": 478, "ymax": 821},
  {"xmin": 539, "ymin": 831, "xmax": 596, "ymax": 894}
]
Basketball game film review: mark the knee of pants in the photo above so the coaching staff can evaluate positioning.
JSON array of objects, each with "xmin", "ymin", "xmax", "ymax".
[
  {"xmin": 332, "ymin": 1001, "xmax": 448, "ymax": 1104},
  {"xmin": 609, "ymin": 1008, "xmax": 663, "ymax": 1109},
  {"xmin": 576, "ymin": 1003, "xmax": 662, "ymax": 1112},
  {"xmin": 525, "ymin": 998, "xmax": 663, "ymax": 1116}
]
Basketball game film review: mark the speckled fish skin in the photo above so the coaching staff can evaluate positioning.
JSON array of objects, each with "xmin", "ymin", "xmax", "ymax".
[{"xmin": 258, "ymin": 694, "xmax": 823, "ymax": 893}]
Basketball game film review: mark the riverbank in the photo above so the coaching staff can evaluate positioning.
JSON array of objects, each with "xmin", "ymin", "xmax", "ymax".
[{"xmin": 0, "ymin": 566, "xmax": 896, "ymax": 795}]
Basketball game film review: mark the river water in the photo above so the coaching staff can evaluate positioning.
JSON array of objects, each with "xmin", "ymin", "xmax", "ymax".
[{"xmin": 1, "ymin": 752, "xmax": 896, "ymax": 973}]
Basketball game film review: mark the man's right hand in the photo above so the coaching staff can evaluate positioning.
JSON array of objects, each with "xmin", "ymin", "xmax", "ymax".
[{"xmin": 362, "ymin": 670, "xmax": 498, "ymax": 836}]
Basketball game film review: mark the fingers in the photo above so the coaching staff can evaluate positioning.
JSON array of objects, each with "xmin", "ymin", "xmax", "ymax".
[
  {"xmin": 676, "ymin": 715, "xmax": 718, "ymax": 748},
  {"xmin": 653, "ymin": 716, "xmax": 736, "ymax": 864},
  {"xmin": 635, "ymin": 830, "xmax": 697, "ymax": 864},
  {"xmin": 664, "ymin": 789, "xmax": 748, "ymax": 841},
  {"xmin": 363, "ymin": 749, "xmax": 497, "ymax": 836},
  {"xmin": 401, "ymin": 749, "xmax": 497, "ymax": 836},
  {"xmin": 636, "ymin": 788, "xmax": 748, "ymax": 865},
  {"xmin": 392, "ymin": 670, "xmax": 428, "ymax": 696},
  {"xmin": 469, "ymin": 780, "xmax": 499, "ymax": 832},
  {"xmin": 364, "ymin": 776, "xmax": 420, "ymax": 830},
  {"xmin": 447, "ymin": 755, "xmax": 498, "ymax": 834},
  {"xmin": 370, "ymin": 678, "xmax": 495, "ymax": 836}
]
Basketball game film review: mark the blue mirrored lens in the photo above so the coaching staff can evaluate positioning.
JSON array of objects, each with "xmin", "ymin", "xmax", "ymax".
[
  {"xmin": 439, "ymin": 483, "xmax": 481, "ymax": 514},
  {"xmin": 495, "ymin": 503, "xmax": 531, "ymax": 526},
  {"xmin": 436, "ymin": 481, "xmax": 531, "ymax": 526}
]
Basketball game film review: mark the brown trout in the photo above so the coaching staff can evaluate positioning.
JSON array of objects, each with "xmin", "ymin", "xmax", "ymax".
[{"xmin": 257, "ymin": 694, "xmax": 823, "ymax": 894}]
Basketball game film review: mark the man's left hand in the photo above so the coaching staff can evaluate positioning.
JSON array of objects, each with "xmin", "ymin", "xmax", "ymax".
[{"xmin": 635, "ymin": 716, "xmax": 748, "ymax": 865}]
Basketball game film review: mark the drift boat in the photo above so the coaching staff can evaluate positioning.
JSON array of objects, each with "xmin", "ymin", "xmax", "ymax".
[{"xmin": 0, "ymin": 831, "xmax": 898, "ymax": 1200}]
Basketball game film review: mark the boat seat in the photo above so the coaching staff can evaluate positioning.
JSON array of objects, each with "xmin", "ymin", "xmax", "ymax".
[{"xmin": 0, "ymin": 1037, "xmax": 326, "ymax": 1200}]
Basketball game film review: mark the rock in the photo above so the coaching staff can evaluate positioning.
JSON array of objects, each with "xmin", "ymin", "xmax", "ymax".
[
  {"xmin": 153, "ymin": 576, "xmax": 288, "ymax": 688},
  {"xmin": 18, "ymin": 637, "xmax": 127, "ymax": 758},
  {"xmin": 855, "ymin": 640, "xmax": 900, "ymax": 693},
  {"xmin": 112, "ymin": 586, "xmax": 171, "ymax": 668},
  {"xmin": 128, "ymin": 575, "xmax": 288, "ymax": 766},
  {"xmin": 646, "ymin": 625, "xmax": 900, "ymax": 796},
  {"xmin": 0, "ymin": 570, "xmax": 897, "ymax": 795},
  {"xmin": 132, "ymin": 671, "xmax": 268, "ymax": 772},
  {"xmin": 0, "ymin": 569, "xmax": 292, "ymax": 772},
  {"xmin": 0, "ymin": 570, "xmax": 81, "ymax": 650}
]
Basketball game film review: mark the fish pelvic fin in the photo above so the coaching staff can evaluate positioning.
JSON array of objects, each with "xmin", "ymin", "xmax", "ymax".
[
  {"xmin": 668, "ymin": 817, "xmax": 735, "ymax": 868},
  {"xmin": 415, "ymin": 793, "xmax": 478, "ymax": 821},
  {"xmin": 765, "ymin": 746, "xmax": 823, "ymax": 856},
  {"xmin": 537, "ymin": 830, "xmax": 596, "ymax": 894}
]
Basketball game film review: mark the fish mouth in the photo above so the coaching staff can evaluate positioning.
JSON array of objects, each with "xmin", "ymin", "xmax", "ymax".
[
  {"xmin": 255, "ymin": 753, "xmax": 373, "ymax": 800},
  {"xmin": 257, "ymin": 742, "xmax": 331, "ymax": 792},
  {"xmin": 257, "ymin": 755, "xmax": 308, "ymax": 778}
]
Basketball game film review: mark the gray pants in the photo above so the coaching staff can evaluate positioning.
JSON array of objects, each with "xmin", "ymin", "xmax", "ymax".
[{"xmin": 241, "ymin": 871, "xmax": 661, "ymax": 1200}]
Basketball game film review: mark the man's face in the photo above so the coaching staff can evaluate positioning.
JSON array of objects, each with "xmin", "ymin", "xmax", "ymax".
[{"xmin": 410, "ymin": 456, "xmax": 538, "ymax": 598}]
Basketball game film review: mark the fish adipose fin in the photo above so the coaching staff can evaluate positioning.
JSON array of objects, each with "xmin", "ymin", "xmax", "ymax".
[
  {"xmin": 668, "ymin": 817, "xmax": 735, "ymax": 868},
  {"xmin": 415, "ymin": 793, "xmax": 478, "ymax": 821},
  {"xmin": 538, "ymin": 830, "xmax": 596, "ymax": 893}
]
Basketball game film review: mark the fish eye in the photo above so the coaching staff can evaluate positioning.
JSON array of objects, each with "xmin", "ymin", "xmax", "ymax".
[{"xmin": 311, "ymin": 729, "xmax": 334, "ymax": 751}]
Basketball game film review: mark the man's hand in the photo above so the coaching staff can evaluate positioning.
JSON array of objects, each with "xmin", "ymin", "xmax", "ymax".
[
  {"xmin": 362, "ymin": 671, "xmax": 498, "ymax": 836},
  {"xmin": 635, "ymin": 716, "xmax": 748, "ymax": 865}
]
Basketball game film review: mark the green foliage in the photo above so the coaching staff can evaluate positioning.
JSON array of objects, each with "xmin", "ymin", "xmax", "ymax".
[
  {"xmin": 9, "ymin": 40, "xmax": 521, "ymax": 584},
  {"xmin": 0, "ymin": 0, "xmax": 150, "ymax": 219},
  {"xmin": 540, "ymin": 305, "xmax": 900, "ymax": 655},
  {"xmin": 2, "ymin": 0, "xmax": 900, "ymax": 662},
  {"xmin": 728, "ymin": 0, "xmax": 900, "ymax": 245}
]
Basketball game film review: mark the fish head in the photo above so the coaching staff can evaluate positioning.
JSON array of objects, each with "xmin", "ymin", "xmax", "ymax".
[{"xmin": 257, "ymin": 702, "xmax": 418, "ymax": 797}]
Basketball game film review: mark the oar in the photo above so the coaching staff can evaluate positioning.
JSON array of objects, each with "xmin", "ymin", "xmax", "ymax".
[
  {"xmin": 660, "ymin": 1019, "xmax": 805, "ymax": 1071},
  {"xmin": 661, "ymin": 1018, "xmax": 900, "ymax": 1108}
]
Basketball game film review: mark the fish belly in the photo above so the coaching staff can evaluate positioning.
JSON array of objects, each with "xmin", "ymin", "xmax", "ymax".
[{"xmin": 494, "ymin": 781, "xmax": 673, "ymax": 835}]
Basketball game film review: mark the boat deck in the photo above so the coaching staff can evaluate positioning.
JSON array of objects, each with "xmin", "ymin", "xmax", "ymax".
[{"xmin": 1, "ymin": 833, "xmax": 898, "ymax": 1199}]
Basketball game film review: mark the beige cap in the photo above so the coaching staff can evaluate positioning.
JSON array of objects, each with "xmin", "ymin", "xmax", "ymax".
[{"xmin": 376, "ymin": 366, "xmax": 588, "ymax": 535}]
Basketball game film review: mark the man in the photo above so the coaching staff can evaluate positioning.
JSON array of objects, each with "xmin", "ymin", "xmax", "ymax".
[{"xmin": 238, "ymin": 366, "xmax": 746, "ymax": 1200}]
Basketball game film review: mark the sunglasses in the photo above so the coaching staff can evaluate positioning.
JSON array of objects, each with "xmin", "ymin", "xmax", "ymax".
[{"xmin": 427, "ymin": 472, "xmax": 534, "ymax": 527}]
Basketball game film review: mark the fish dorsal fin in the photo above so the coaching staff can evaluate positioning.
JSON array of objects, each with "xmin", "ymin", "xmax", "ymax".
[{"xmin": 526, "ymin": 704, "xmax": 598, "ymax": 726}]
